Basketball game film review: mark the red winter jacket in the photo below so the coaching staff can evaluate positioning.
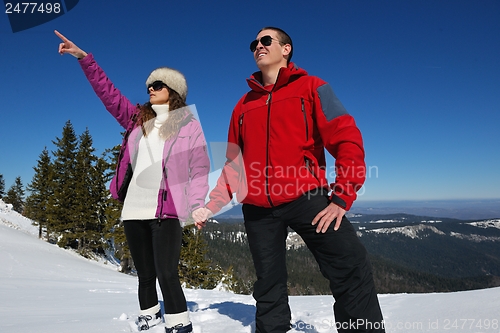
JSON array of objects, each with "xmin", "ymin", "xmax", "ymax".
[{"xmin": 206, "ymin": 62, "xmax": 365, "ymax": 213}]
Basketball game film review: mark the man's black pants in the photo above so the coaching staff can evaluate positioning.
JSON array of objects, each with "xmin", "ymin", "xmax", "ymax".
[{"xmin": 243, "ymin": 190, "xmax": 385, "ymax": 333}]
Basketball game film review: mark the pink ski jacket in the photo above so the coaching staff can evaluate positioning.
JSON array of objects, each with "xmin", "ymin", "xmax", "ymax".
[{"xmin": 79, "ymin": 54, "xmax": 210, "ymax": 223}]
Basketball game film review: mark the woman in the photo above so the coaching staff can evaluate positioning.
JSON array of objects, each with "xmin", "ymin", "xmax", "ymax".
[{"xmin": 56, "ymin": 30, "xmax": 209, "ymax": 333}]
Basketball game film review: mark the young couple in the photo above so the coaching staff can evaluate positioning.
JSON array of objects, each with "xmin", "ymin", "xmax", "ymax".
[{"xmin": 57, "ymin": 27, "xmax": 385, "ymax": 333}]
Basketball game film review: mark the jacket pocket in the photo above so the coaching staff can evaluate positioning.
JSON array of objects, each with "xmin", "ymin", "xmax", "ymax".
[{"xmin": 304, "ymin": 155, "xmax": 319, "ymax": 182}]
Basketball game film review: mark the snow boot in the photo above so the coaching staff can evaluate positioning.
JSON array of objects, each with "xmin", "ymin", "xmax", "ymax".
[
  {"xmin": 165, "ymin": 322, "xmax": 193, "ymax": 333},
  {"xmin": 136, "ymin": 310, "xmax": 162, "ymax": 331}
]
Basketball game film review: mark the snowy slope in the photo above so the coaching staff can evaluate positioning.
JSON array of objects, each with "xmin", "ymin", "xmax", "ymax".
[
  {"xmin": 1, "ymin": 200, "xmax": 499, "ymax": 333},
  {"xmin": 0, "ymin": 200, "xmax": 39, "ymax": 236}
]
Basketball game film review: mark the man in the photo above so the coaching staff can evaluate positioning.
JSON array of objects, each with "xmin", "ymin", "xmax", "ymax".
[{"xmin": 194, "ymin": 27, "xmax": 385, "ymax": 333}]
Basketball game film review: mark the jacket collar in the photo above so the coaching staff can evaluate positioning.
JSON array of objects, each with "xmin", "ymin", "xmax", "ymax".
[{"xmin": 247, "ymin": 62, "xmax": 308, "ymax": 93}]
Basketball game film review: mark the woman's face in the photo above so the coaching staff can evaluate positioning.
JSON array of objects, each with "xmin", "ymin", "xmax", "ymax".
[{"xmin": 148, "ymin": 82, "xmax": 170, "ymax": 105}]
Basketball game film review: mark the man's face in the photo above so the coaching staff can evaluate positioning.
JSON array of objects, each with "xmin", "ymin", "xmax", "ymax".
[{"xmin": 253, "ymin": 29, "xmax": 289, "ymax": 69}]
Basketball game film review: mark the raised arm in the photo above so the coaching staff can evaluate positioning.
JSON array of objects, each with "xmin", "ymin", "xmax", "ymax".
[
  {"xmin": 55, "ymin": 30, "xmax": 87, "ymax": 59},
  {"xmin": 55, "ymin": 30, "xmax": 136, "ymax": 128}
]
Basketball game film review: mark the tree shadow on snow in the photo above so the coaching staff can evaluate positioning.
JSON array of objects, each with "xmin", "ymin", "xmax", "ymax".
[
  {"xmin": 169, "ymin": 301, "xmax": 318, "ymax": 332},
  {"xmin": 209, "ymin": 301, "xmax": 255, "ymax": 326},
  {"xmin": 186, "ymin": 301, "xmax": 255, "ymax": 327}
]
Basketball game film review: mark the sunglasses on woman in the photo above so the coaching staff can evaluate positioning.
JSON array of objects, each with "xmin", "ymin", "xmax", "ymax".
[
  {"xmin": 250, "ymin": 35, "xmax": 281, "ymax": 52},
  {"xmin": 147, "ymin": 81, "xmax": 168, "ymax": 94}
]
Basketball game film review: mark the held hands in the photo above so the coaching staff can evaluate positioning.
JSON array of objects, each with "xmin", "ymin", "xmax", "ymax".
[
  {"xmin": 54, "ymin": 30, "xmax": 87, "ymax": 59},
  {"xmin": 192, "ymin": 203, "xmax": 344, "ymax": 232},
  {"xmin": 312, "ymin": 202, "xmax": 346, "ymax": 233},
  {"xmin": 191, "ymin": 207, "xmax": 214, "ymax": 230}
]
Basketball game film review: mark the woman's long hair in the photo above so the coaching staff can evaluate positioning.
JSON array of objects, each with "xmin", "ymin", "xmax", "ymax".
[{"xmin": 137, "ymin": 87, "xmax": 190, "ymax": 141}]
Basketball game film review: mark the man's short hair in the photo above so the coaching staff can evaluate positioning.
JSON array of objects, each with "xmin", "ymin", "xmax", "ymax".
[{"xmin": 258, "ymin": 26, "xmax": 293, "ymax": 64}]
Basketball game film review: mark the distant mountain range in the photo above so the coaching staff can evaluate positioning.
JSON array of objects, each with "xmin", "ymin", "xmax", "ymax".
[
  {"xmin": 207, "ymin": 212, "xmax": 500, "ymax": 294},
  {"xmin": 351, "ymin": 198, "xmax": 500, "ymax": 220},
  {"xmin": 350, "ymin": 213, "xmax": 500, "ymax": 279},
  {"xmin": 216, "ymin": 198, "xmax": 500, "ymax": 220}
]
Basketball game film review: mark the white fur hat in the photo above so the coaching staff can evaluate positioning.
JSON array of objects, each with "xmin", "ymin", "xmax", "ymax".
[{"xmin": 146, "ymin": 67, "xmax": 188, "ymax": 101}]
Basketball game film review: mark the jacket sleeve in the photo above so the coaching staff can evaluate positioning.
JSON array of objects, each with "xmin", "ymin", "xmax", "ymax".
[
  {"xmin": 313, "ymin": 82, "xmax": 366, "ymax": 211},
  {"xmin": 78, "ymin": 53, "xmax": 136, "ymax": 129},
  {"xmin": 206, "ymin": 104, "xmax": 245, "ymax": 215},
  {"xmin": 187, "ymin": 121, "xmax": 210, "ymax": 211}
]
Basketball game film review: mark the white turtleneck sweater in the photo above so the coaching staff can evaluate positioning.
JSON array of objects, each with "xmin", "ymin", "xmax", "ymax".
[{"xmin": 121, "ymin": 104, "xmax": 170, "ymax": 220}]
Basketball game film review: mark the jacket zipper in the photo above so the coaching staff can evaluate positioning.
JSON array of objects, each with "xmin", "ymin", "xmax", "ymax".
[
  {"xmin": 301, "ymin": 98, "xmax": 312, "ymax": 177},
  {"xmin": 263, "ymin": 68, "xmax": 285, "ymax": 207},
  {"xmin": 301, "ymin": 98, "xmax": 308, "ymax": 141},
  {"xmin": 158, "ymin": 131, "xmax": 181, "ymax": 221},
  {"xmin": 301, "ymin": 98, "xmax": 316, "ymax": 179},
  {"xmin": 265, "ymin": 92, "xmax": 273, "ymax": 207},
  {"xmin": 239, "ymin": 114, "xmax": 244, "ymax": 147},
  {"xmin": 115, "ymin": 113, "xmax": 138, "ymax": 195}
]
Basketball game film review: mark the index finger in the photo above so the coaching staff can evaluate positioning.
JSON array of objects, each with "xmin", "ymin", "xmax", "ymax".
[{"xmin": 54, "ymin": 30, "xmax": 69, "ymax": 42}]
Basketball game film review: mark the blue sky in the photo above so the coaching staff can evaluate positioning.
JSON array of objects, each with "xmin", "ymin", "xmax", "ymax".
[{"xmin": 0, "ymin": 0, "xmax": 499, "ymax": 203}]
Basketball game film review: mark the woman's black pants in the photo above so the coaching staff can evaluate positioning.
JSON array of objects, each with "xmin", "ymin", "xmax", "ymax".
[{"xmin": 124, "ymin": 218, "xmax": 187, "ymax": 314}]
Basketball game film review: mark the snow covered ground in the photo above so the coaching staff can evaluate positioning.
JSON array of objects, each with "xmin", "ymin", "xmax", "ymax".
[{"xmin": 1, "ymin": 200, "xmax": 499, "ymax": 333}]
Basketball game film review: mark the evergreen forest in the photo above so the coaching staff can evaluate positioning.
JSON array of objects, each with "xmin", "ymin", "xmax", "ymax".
[{"xmin": 1, "ymin": 121, "xmax": 227, "ymax": 290}]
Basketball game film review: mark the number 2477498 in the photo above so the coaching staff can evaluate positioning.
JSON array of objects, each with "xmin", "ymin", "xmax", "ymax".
[{"xmin": 5, "ymin": 2, "xmax": 62, "ymax": 14}]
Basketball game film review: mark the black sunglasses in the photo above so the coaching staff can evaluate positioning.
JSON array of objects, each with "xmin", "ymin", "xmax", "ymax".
[
  {"xmin": 250, "ymin": 35, "xmax": 281, "ymax": 52},
  {"xmin": 147, "ymin": 81, "xmax": 168, "ymax": 94}
]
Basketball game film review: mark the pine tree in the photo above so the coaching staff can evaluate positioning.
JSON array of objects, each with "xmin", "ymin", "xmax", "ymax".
[
  {"xmin": 4, "ymin": 176, "xmax": 25, "ymax": 213},
  {"xmin": 179, "ymin": 225, "xmax": 223, "ymax": 289},
  {"xmin": 0, "ymin": 174, "xmax": 5, "ymax": 199},
  {"xmin": 92, "ymin": 151, "xmax": 114, "ymax": 255},
  {"xmin": 47, "ymin": 120, "xmax": 79, "ymax": 247},
  {"xmin": 101, "ymin": 144, "xmax": 133, "ymax": 273},
  {"xmin": 104, "ymin": 199, "xmax": 131, "ymax": 272},
  {"xmin": 24, "ymin": 148, "xmax": 54, "ymax": 239},
  {"xmin": 218, "ymin": 266, "xmax": 241, "ymax": 292},
  {"xmin": 72, "ymin": 128, "xmax": 103, "ymax": 256}
]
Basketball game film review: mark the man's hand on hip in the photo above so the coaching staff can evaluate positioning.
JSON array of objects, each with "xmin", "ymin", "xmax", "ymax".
[{"xmin": 312, "ymin": 203, "xmax": 346, "ymax": 233}]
